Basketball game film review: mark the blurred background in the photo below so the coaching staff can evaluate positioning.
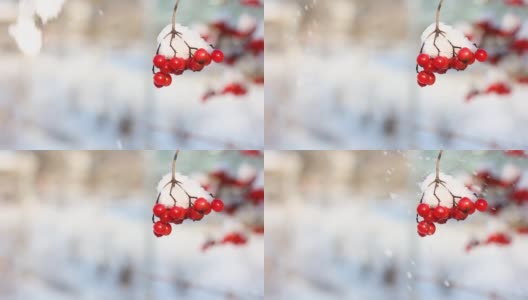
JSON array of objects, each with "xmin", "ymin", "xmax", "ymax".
[
  {"xmin": 0, "ymin": 151, "xmax": 263, "ymax": 300},
  {"xmin": 0, "ymin": 0, "xmax": 263, "ymax": 149},
  {"xmin": 265, "ymin": 150, "xmax": 528, "ymax": 300},
  {"xmin": 265, "ymin": 0, "xmax": 528, "ymax": 149}
]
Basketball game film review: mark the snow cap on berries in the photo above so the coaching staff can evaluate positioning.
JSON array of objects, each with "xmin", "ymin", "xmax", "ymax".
[
  {"xmin": 238, "ymin": 164, "xmax": 257, "ymax": 183},
  {"xmin": 501, "ymin": 13, "xmax": 521, "ymax": 33},
  {"xmin": 420, "ymin": 172, "xmax": 475, "ymax": 208},
  {"xmin": 502, "ymin": 164, "xmax": 521, "ymax": 183},
  {"xmin": 157, "ymin": 24, "xmax": 213, "ymax": 59},
  {"xmin": 421, "ymin": 22, "xmax": 477, "ymax": 58},
  {"xmin": 238, "ymin": 13, "xmax": 257, "ymax": 33},
  {"xmin": 157, "ymin": 172, "xmax": 213, "ymax": 209}
]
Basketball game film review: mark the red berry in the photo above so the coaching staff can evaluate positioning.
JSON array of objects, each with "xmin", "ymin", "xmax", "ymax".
[
  {"xmin": 417, "ymin": 203, "xmax": 430, "ymax": 217},
  {"xmin": 457, "ymin": 197, "xmax": 475, "ymax": 213},
  {"xmin": 452, "ymin": 208, "xmax": 468, "ymax": 221},
  {"xmin": 160, "ymin": 64, "xmax": 172, "ymax": 74},
  {"xmin": 452, "ymin": 58, "xmax": 468, "ymax": 71},
  {"xmin": 153, "ymin": 55, "xmax": 168, "ymax": 68},
  {"xmin": 426, "ymin": 72, "xmax": 436, "ymax": 85},
  {"xmin": 163, "ymin": 74, "xmax": 172, "ymax": 86},
  {"xmin": 160, "ymin": 211, "xmax": 172, "ymax": 223},
  {"xmin": 475, "ymin": 198, "xmax": 488, "ymax": 212},
  {"xmin": 433, "ymin": 206, "xmax": 449, "ymax": 220},
  {"xmin": 193, "ymin": 198, "xmax": 211, "ymax": 213},
  {"xmin": 153, "ymin": 221, "xmax": 165, "ymax": 235},
  {"xmin": 417, "ymin": 71, "xmax": 429, "ymax": 85},
  {"xmin": 162, "ymin": 223, "xmax": 172, "ymax": 235},
  {"xmin": 168, "ymin": 57, "xmax": 186, "ymax": 72},
  {"xmin": 475, "ymin": 49, "xmax": 488, "ymax": 62},
  {"xmin": 189, "ymin": 209, "xmax": 204, "ymax": 221},
  {"xmin": 417, "ymin": 53, "xmax": 430, "ymax": 67},
  {"xmin": 153, "ymin": 72, "xmax": 166, "ymax": 87},
  {"xmin": 423, "ymin": 60, "xmax": 435, "ymax": 73},
  {"xmin": 427, "ymin": 222, "xmax": 436, "ymax": 235},
  {"xmin": 153, "ymin": 204, "xmax": 166, "ymax": 217},
  {"xmin": 211, "ymin": 199, "xmax": 224, "ymax": 212},
  {"xmin": 169, "ymin": 206, "xmax": 186, "ymax": 221},
  {"xmin": 211, "ymin": 49, "xmax": 225, "ymax": 63},
  {"xmin": 423, "ymin": 210, "xmax": 435, "ymax": 222},
  {"xmin": 417, "ymin": 221, "xmax": 429, "ymax": 236},
  {"xmin": 433, "ymin": 56, "xmax": 449, "ymax": 70},
  {"xmin": 193, "ymin": 49, "xmax": 211, "ymax": 65},
  {"xmin": 188, "ymin": 59, "xmax": 205, "ymax": 72},
  {"xmin": 457, "ymin": 48, "xmax": 475, "ymax": 63}
]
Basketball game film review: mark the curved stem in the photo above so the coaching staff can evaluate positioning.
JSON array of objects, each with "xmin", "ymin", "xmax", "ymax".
[
  {"xmin": 435, "ymin": 150, "xmax": 443, "ymax": 181},
  {"xmin": 172, "ymin": 0, "xmax": 181, "ymax": 32},
  {"xmin": 436, "ymin": 0, "xmax": 444, "ymax": 31},
  {"xmin": 171, "ymin": 150, "xmax": 180, "ymax": 182}
]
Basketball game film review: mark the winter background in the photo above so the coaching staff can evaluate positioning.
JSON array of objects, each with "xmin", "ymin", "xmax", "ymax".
[
  {"xmin": 0, "ymin": 0, "xmax": 263, "ymax": 149},
  {"xmin": 0, "ymin": 151, "xmax": 263, "ymax": 300},
  {"xmin": 265, "ymin": 0, "xmax": 528, "ymax": 149},
  {"xmin": 265, "ymin": 151, "xmax": 528, "ymax": 300}
]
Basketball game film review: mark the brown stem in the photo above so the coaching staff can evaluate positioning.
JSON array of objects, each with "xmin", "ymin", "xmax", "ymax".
[
  {"xmin": 171, "ymin": 150, "xmax": 180, "ymax": 182},
  {"xmin": 172, "ymin": 0, "xmax": 181, "ymax": 32},
  {"xmin": 436, "ymin": 0, "xmax": 444, "ymax": 31},
  {"xmin": 436, "ymin": 150, "xmax": 443, "ymax": 181}
]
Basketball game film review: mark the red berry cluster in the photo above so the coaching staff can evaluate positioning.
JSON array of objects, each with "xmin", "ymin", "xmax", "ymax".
[
  {"xmin": 466, "ymin": 232, "xmax": 512, "ymax": 251},
  {"xmin": 152, "ymin": 198, "xmax": 225, "ymax": 237},
  {"xmin": 201, "ymin": 231, "xmax": 248, "ymax": 252},
  {"xmin": 504, "ymin": 0, "xmax": 526, "ymax": 6},
  {"xmin": 201, "ymin": 82, "xmax": 248, "ymax": 102},
  {"xmin": 416, "ymin": 198, "xmax": 489, "ymax": 237},
  {"xmin": 152, "ymin": 49, "xmax": 225, "ymax": 88},
  {"xmin": 465, "ymin": 81, "xmax": 512, "ymax": 101},
  {"xmin": 240, "ymin": 0, "xmax": 263, "ymax": 7},
  {"xmin": 416, "ymin": 48, "xmax": 488, "ymax": 87}
]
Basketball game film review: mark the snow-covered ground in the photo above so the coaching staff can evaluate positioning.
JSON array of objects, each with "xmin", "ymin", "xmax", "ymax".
[
  {"xmin": 0, "ymin": 199, "xmax": 264, "ymax": 300},
  {"xmin": 265, "ymin": 46, "xmax": 528, "ymax": 149},
  {"xmin": 0, "ymin": 49, "xmax": 263, "ymax": 149},
  {"xmin": 266, "ymin": 199, "xmax": 528, "ymax": 300}
]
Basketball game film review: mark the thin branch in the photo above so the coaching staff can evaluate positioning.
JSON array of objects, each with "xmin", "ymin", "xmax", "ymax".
[
  {"xmin": 436, "ymin": 0, "xmax": 444, "ymax": 31},
  {"xmin": 172, "ymin": 0, "xmax": 181, "ymax": 32},
  {"xmin": 171, "ymin": 150, "xmax": 180, "ymax": 182},
  {"xmin": 436, "ymin": 150, "xmax": 443, "ymax": 181}
]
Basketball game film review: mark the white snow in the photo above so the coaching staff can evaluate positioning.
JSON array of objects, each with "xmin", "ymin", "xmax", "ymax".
[
  {"xmin": 8, "ymin": 17, "xmax": 42, "ymax": 57},
  {"xmin": 156, "ymin": 172, "xmax": 213, "ymax": 209},
  {"xmin": 157, "ymin": 24, "xmax": 213, "ymax": 59},
  {"xmin": 421, "ymin": 22, "xmax": 476, "ymax": 58},
  {"xmin": 8, "ymin": 0, "xmax": 67, "ymax": 56},
  {"xmin": 420, "ymin": 172, "xmax": 475, "ymax": 208},
  {"xmin": 34, "ymin": 0, "xmax": 67, "ymax": 24}
]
